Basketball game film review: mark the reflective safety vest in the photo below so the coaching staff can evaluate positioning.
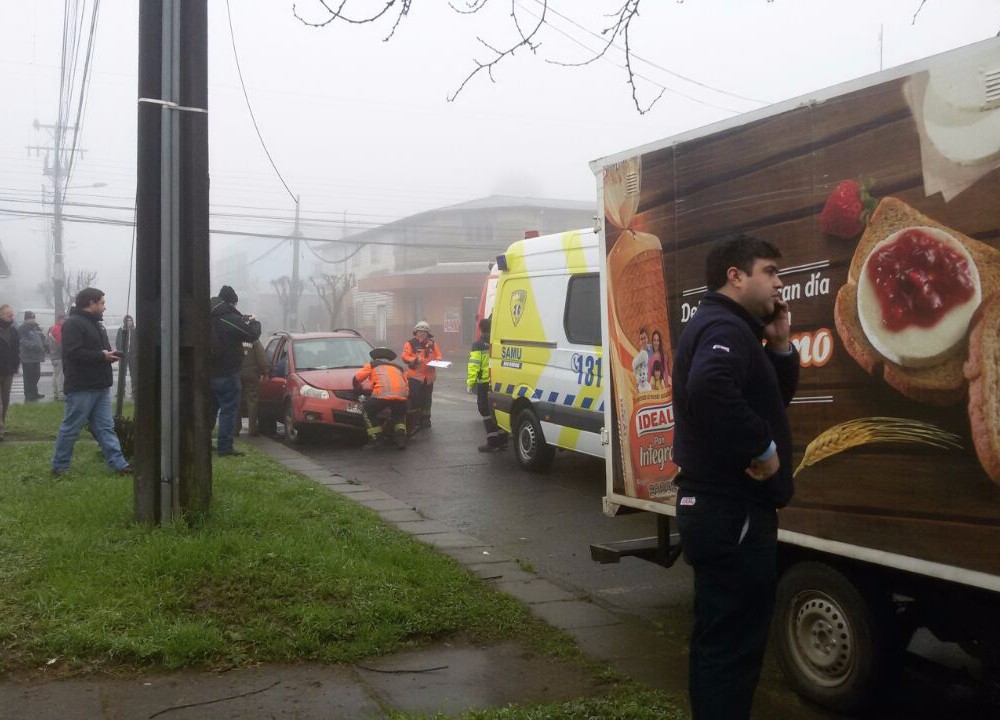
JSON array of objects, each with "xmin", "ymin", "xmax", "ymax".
[
  {"xmin": 355, "ymin": 361, "xmax": 408, "ymax": 400},
  {"xmin": 402, "ymin": 336, "xmax": 442, "ymax": 383},
  {"xmin": 467, "ymin": 338, "xmax": 489, "ymax": 387}
]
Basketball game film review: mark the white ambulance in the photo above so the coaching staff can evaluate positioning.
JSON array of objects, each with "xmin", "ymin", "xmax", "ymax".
[{"xmin": 488, "ymin": 228, "xmax": 604, "ymax": 472}]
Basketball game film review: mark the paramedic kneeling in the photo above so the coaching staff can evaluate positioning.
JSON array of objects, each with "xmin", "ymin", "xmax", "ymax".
[
  {"xmin": 671, "ymin": 234, "xmax": 799, "ymax": 720},
  {"xmin": 353, "ymin": 347, "xmax": 409, "ymax": 450}
]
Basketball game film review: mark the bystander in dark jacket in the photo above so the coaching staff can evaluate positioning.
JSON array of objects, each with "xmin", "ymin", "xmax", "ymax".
[
  {"xmin": 18, "ymin": 311, "xmax": 47, "ymax": 401},
  {"xmin": 0, "ymin": 304, "xmax": 20, "ymax": 439},
  {"xmin": 209, "ymin": 285, "xmax": 260, "ymax": 456}
]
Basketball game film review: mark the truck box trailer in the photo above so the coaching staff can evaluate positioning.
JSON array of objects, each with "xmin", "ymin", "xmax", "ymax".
[{"xmin": 590, "ymin": 37, "xmax": 1000, "ymax": 711}]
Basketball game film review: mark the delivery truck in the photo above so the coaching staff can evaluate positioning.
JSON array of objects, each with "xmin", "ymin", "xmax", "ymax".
[{"xmin": 589, "ymin": 37, "xmax": 1000, "ymax": 711}]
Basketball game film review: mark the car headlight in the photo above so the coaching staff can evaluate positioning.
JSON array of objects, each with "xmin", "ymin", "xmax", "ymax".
[{"xmin": 299, "ymin": 385, "xmax": 329, "ymax": 400}]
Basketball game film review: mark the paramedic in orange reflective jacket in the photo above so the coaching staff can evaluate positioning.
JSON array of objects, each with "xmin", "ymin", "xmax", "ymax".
[
  {"xmin": 353, "ymin": 347, "xmax": 409, "ymax": 449},
  {"xmin": 401, "ymin": 320, "xmax": 442, "ymax": 428}
]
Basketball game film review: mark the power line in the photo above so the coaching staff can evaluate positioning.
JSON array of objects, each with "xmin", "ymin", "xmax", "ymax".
[
  {"xmin": 531, "ymin": 0, "xmax": 767, "ymax": 106},
  {"xmin": 64, "ymin": 0, "xmax": 102, "ymax": 192},
  {"xmin": 0, "ymin": 206, "xmax": 512, "ymax": 251},
  {"xmin": 224, "ymin": 0, "xmax": 296, "ymax": 204}
]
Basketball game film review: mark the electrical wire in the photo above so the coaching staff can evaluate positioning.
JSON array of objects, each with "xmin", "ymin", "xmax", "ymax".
[
  {"xmin": 529, "ymin": 0, "xmax": 767, "ymax": 106},
  {"xmin": 0, "ymin": 206, "xmax": 512, "ymax": 251},
  {"xmin": 64, "ymin": 0, "xmax": 101, "ymax": 192},
  {"xmin": 224, "ymin": 0, "xmax": 297, "ymax": 204}
]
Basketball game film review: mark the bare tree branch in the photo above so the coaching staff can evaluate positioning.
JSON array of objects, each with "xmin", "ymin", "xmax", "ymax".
[
  {"xmin": 293, "ymin": 0, "xmax": 411, "ymax": 41},
  {"xmin": 311, "ymin": 273, "xmax": 355, "ymax": 330},
  {"xmin": 911, "ymin": 0, "xmax": 928, "ymax": 25},
  {"xmin": 447, "ymin": 0, "xmax": 547, "ymax": 102},
  {"xmin": 272, "ymin": 275, "xmax": 305, "ymax": 330},
  {"xmin": 292, "ymin": 0, "xmax": 767, "ymax": 114}
]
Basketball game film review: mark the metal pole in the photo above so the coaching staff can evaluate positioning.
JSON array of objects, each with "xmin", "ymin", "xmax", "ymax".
[
  {"xmin": 159, "ymin": 0, "xmax": 181, "ymax": 523},
  {"xmin": 290, "ymin": 195, "xmax": 301, "ymax": 330},
  {"xmin": 52, "ymin": 135, "xmax": 66, "ymax": 318}
]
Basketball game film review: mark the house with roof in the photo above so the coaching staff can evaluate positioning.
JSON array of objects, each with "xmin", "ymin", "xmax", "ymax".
[{"xmin": 323, "ymin": 195, "xmax": 594, "ymax": 357}]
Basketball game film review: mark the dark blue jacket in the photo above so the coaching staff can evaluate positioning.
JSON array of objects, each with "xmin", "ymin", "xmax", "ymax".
[
  {"xmin": 62, "ymin": 307, "xmax": 113, "ymax": 393},
  {"xmin": 209, "ymin": 297, "xmax": 261, "ymax": 377},
  {"xmin": 671, "ymin": 292, "xmax": 799, "ymax": 508}
]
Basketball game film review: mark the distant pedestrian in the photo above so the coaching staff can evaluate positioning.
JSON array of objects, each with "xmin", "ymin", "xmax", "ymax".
[
  {"xmin": 401, "ymin": 320, "xmax": 442, "ymax": 428},
  {"xmin": 18, "ymin": 310, "xmax": 47, "ymax": 402},
  {"xmin": 235, "ymin": 337, "xmax": 268, "ymax": 437},
  {"xmin": 210, "ymin": 286, "xmax": 261, "ymax": 456},
  {"xmin": 0, "ymin": 304, "xmax": 20, "ymax": 440},
  {"xmin": 115, "ymin": 314, "xmax": 138, "ymax": 397},
  {"xmin": 51, "ymin": 288, "xmax": 131, "ymax": 476},
  {"xmin": 48, "ymin": 314, "xmax": 66, "ymax": 401},
  {"xmin": 468, "ymin": 317, "xmax": 507, "ymax": 452}
]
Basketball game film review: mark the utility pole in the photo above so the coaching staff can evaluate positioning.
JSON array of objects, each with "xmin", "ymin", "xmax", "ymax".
[
  {"xmin": 135, "ymin": 0, "xmax": 211, "ymax": 524},
  {"xmin": 289, "ymin": 195, "xmax": 301, "ymax": 330},
  {"xmin": 28, "ymin": 121, "xmax": 83, "ymax": 317}
]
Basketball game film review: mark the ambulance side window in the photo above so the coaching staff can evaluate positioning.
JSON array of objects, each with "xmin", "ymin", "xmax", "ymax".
[{"xmin": 564, "ymin": 273, "xmax": 601, "ymax": 346}]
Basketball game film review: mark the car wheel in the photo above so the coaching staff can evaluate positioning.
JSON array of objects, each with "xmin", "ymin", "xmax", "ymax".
[
  {"xmin": 284, "ymin": 400, "xmax": 307, "ymax": 445},
  {"xmin": 772, "ymin": 561, "xmax": 897, "ymax": 713},
  {"xmin": 512, "ymin": 408, "xmax": 555, "ymax": 473}
]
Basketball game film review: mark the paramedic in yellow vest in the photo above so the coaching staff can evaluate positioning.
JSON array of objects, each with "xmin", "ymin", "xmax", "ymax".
[
  {"xmin": 468, "ymin": 317, "xmax": 508, "ymax": 452},
  {"xmin": 353, "ymin": 347, "xmax": 409, "ymax": 449},
  {"xmin": 401, "ymin": 320, "xmax": 442, "ymax": 428}
]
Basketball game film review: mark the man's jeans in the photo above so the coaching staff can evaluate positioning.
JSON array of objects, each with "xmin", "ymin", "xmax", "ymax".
[
  {"xmin": 211, "ymin": 374, "xmax": 241, "ymax": 453},
  {"xmin": 52, "ymin": 389, "xmax": 128, "ymax": 472}
]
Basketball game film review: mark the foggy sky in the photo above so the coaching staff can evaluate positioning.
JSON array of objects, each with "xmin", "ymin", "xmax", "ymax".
[{"xmin": 0, "ymin": 0, "xmax": 995, "ymax": 315}]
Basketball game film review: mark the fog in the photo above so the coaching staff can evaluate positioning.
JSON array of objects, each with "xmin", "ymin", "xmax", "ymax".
[{"xmin": 0, "ymin": 1, "xmax": 995, "ymax": 325}]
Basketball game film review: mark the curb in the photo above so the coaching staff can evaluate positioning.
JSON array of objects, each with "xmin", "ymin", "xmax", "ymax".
[{"xmin": 247, "ymin": 435, "xmax": 677, "ymax": 688}]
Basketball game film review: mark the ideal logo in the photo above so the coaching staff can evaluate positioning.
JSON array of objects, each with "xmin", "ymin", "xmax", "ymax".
[
  {"xmin": 510, "ymin": 289, "xmax": 527, "ymax": 327},
  {"xmin": 635, "ymin": 402, "xmax": 674, "ymax": 437}
]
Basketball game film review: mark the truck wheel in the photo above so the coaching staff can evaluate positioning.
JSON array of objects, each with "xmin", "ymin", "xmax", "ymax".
[
  {"xmin": 772, "ymin": 561, "xmax": 892, "ymax": 713},
  {"xmin": 284, "ymin": 401, "xmax": 307, "ymax": 445},
  {"xmin": 512, "ymin": 408, "xmax": 555, "ymax": 473}
]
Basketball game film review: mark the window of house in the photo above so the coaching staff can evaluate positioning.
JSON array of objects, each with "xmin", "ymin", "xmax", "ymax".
[{"xmin": 564, "ymin": 273, "xmax": 601, "ymax": 346}]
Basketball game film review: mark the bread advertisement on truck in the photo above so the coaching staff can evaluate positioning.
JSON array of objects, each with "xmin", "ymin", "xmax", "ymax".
[{"xmin": 598, "ymin": 39, "xmax": 1000, "ymax": 583}]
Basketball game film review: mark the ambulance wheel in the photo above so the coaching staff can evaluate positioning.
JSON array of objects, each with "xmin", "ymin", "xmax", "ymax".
[
  {"xmin": 513, "ymin": 408, "xmax": 555, "ymax": 473},
  {"xmin": 772, "ymin": 561, "xmax": 895, "ymax": 713}
]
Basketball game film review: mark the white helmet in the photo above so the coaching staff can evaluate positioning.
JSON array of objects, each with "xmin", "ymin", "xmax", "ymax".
[{"xmin": 413, "ymin": 320, "xmax": 431, "ymax": 333}]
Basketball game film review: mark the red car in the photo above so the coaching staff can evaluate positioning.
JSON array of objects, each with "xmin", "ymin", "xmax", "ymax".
[{"xmin": 258, "ymin": 330, "xmax": 374, "ymax": 443}]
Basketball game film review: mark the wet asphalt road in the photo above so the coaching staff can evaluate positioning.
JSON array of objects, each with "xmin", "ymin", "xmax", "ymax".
[{"xmin": 277, "ymin": 372, "xmax": 996, "ymax": 719}]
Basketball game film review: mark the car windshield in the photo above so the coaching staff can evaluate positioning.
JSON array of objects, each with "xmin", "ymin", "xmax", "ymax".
[{"xmin": 293, "ymin": 337, "xmax": 372, "ymax": 370}]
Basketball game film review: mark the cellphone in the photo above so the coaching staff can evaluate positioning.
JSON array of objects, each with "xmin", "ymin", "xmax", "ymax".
[{"xmin": 765, "ymin": 300, "xmax": 787, "ymax": 324}]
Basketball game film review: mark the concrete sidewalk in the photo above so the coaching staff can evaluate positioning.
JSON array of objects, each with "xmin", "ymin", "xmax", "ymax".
[{"xmin": 0, "ymin": 435, "xmax": 692, "ymax": 720}]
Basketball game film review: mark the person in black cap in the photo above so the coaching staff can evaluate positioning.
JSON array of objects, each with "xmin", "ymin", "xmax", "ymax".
[
  {"xmin": 18, "ymin": 310, "xmax": 48, "ymax": 402},
  {"xmin": 209, "ymin": 286, "xmax": 260, "ymax": 456}
]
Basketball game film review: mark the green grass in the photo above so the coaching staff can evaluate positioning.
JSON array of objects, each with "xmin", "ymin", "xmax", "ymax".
[
  {"xmin": 0, "ymin": 441, "xmax": 534, "ymax": 673},
  {"xmin": 4, "ymin": 399, "xmax": 133, "ymax": 442},
  {"xmin": 4, "ymin": 401, "xmax": 69, "ymax": 441},
  {"xmin": 388, "ymin": 688, "xmax": 686, "ymax": 720},
  {"xmin": 0, "ymin": 404, "xmax": 689, "ymax": 718}
]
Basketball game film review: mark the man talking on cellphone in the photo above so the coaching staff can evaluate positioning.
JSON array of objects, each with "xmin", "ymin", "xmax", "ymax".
[
  {"xmin": 51, "ymin": 288, "xmax": 131, "ymax": 476},
  {"xmin": 671, "ymin": 234, "xmax": 799, "ymax": 719}
]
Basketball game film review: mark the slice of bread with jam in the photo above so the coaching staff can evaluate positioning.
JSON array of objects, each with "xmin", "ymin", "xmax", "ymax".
[{"xmin": 834, "ymin": 197, "xmax": 1000, "ymax": 405}]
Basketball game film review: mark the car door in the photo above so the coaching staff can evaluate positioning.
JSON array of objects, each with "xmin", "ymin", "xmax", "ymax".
[{"xmin": 258, "ymin": 337, "xmax": 288, "ymax": 417}]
